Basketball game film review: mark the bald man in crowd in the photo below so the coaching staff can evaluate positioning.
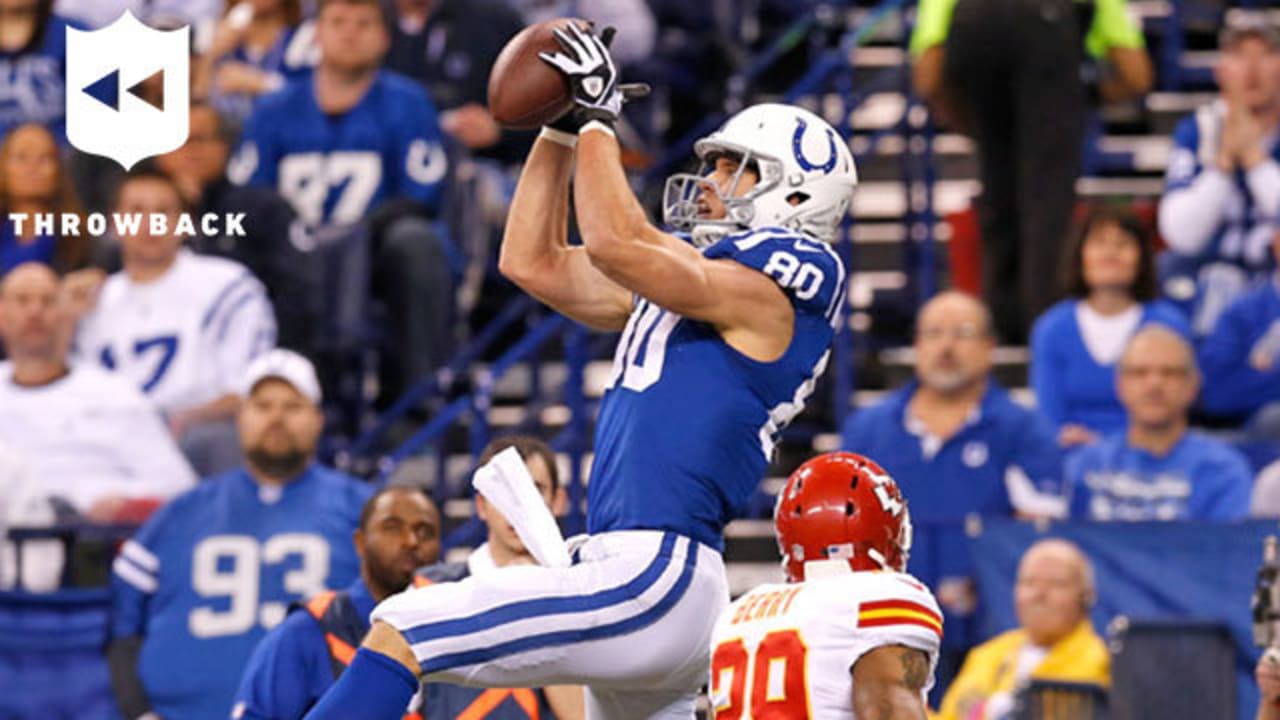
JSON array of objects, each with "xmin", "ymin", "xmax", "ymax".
[
  {"xmin": 1067, "ymin": 325, "xmax": 1253, "ymax": 521},
  {"xmin": 842, "ymin": 290, "xmax": 1066, "ymax": 682},
  {"xmin": 939, "ymin": 539, "xmax": 1110, "ymax": 719},
  {"xmin": 0, "ymin": 262, "xmax": 195, "ymax": 524}
]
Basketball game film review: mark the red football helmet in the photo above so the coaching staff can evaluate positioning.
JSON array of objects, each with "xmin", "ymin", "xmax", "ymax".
[{"xmin": 774, "ymin": 451, "xmax": 912, "ymax": 582}]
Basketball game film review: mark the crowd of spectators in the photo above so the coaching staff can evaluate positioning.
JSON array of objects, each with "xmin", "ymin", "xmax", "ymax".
[{"xmin": 1, "ymin": 0, "xmax": 1280, "ymax": 717}]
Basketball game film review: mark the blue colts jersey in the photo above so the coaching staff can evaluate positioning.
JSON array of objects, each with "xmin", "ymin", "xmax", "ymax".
[
  {"xmin": 110, "ymin": 466, "xmax": 371, "ymax": 720},
  {"xmin": 588, "ymin": 228, "xmax": 846, "ymax": 550},
  {"xmin": 229, "ymin": 70, "xmax": 448, "ymax": 227}
]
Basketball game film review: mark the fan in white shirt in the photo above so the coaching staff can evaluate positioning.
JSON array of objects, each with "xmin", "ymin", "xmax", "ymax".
[
  {"xmin": 0, "ymin": 263, "xmax": 196, "ymax": 525},
  {"xmin": 68, "ymin": 167, "xmax": 276, "ymax": 476}
]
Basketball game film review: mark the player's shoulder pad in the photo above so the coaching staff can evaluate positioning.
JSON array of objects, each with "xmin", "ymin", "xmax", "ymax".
[
  {"xmin": 847, "ymin": 571, "xmax": 941, "ymax": 615},
  {"xmin": 415, "ymin": 560, "xmax": 471, "ymax": 585},
  {"xmin": 703, "ymin": 227, "xmax": 845, "ymax": 316}
]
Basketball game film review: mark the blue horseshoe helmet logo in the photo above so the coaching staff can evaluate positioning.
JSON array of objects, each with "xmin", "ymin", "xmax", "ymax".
[{"xmin": 792, "ymin": 117, "xmax": 838, "ymax": 174}]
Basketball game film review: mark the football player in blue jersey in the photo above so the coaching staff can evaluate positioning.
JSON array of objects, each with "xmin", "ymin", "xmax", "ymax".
[
  {"xmin": 303, "ymin": 24, "xmax": 857, "ymax": 720},
  {"xmin": 108, "ymin": 350, "xmax": 372, "ymax": 720}
]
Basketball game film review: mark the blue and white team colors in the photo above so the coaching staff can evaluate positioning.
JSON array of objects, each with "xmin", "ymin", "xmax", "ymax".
[
  {"xmin": 372, "ymin": 226, "xmax": 845, "ymax": 718},
  {"xmin": 0, "ymin": 14, "xmax": 72, "ymax": 138},
  {"xmin": 229, "ymin": 71, "xmax": 448, "ymax": 227},
  {"xmin": 590, "ymin": 229, "xmax": 847, "ymax": 550},
  {"xmin": 111, "ymin": 466, "xmax": 370, "ymax": 720},
  {"xmin": 76, "ymin": 250, "xmax": 276, "ymax": 415},
  {"xmin": 1159, "ymin": 101, "xmax": 1280, "ymax": 334}
]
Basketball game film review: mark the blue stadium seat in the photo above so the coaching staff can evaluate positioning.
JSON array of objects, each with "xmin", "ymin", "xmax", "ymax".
[{"xmin": 0, "ymin": 589, "xmax": 120, "ymax": 719}]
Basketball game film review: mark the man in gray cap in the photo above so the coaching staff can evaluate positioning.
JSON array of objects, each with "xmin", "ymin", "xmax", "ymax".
[
  {"xmin": 107, "ymin": 349, "xmax": 372, "ymax": 720},
  {"xmin": 1159, "ymin": 11, "xmax": 1280, "ymax": 338}
]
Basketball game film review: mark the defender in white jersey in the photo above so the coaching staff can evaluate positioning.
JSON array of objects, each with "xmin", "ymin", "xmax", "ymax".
[
  {"xmin": 710, "ymin": 452, "xmax": 941, "ymax": 719},
  {"xmin": 72, "ymin": 168, "xmax": 276, "ymax": 474}
]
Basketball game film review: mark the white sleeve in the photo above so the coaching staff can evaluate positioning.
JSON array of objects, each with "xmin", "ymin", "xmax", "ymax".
[
  {"xmin": 1158, "ymin": 164, "xmax": 1235, "ymax": 256},
  {"xmin": 210, "ymin": 281, "xmax": 277, "ymax": 396},
  {"xmin": 1246, "ymin": 159, "xmax": 1280, "ymax": 220},
  {"xmin": 116, "ymin": 391, "xmax": 199, "ymax": 495}
]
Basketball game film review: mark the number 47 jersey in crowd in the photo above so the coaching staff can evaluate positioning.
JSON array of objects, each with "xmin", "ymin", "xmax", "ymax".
[{"xmin": 709, "ymin": 570, "xmax": 943, "ymax": 718}]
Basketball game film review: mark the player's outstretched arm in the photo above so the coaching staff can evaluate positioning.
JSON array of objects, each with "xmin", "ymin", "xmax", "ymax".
[
  {"xmin": 850, "ymin": 645, "xmax": 931, "ymax": 720},
  {"xmin": 573, "ymin": 126, "xmax": 793, "ymax": 359},
  {"xmin": 498, "ymin": 133, "xmax": 633, "ymax": 331}
]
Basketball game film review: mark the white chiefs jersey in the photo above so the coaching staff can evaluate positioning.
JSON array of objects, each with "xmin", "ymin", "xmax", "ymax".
[
  {"xmin": 709, "ymin": 570, "xmax": 942, "ymax": 718},
  {"xmin": 76, "ymin": 249, "xmax": 276, "ymax": 413}
]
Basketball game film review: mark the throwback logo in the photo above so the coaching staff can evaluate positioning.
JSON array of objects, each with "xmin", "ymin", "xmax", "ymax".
[{"xmin": 65, "ymin": 11, "xmax": 189, "ymax": 169}]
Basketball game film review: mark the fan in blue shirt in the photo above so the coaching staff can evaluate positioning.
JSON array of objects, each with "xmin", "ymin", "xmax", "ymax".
[
  {"xmin": 226, "ymin": 0, "xmax": 454, "ymax": 405},
  {"xmin": 843, "ymin": 292, "xmax": 1065, "ymax": 652},
  {"xmin": 228, "ymin": 6, "xmax": 447, "ymax": 227},
  {"xmin": 108, "ymin": 354, "xmax": 372, "ymax": 720},
  {"xmin": 1031, "ymin": 205, "xmax": 1191, "ymax": 445},
  {"xmin": 234, "ymin": 436, "xmax": 583, "ymax": 719},
  {"xmin": 1067, "ymin": 325, "xmax": 1253, "ymax": 521},
  {"xmin": 1197, "ymin": 239, "xmax": 1280, "ymax": 421},
  {"xmin": 232, "ymin": 487, "xmax": 441, "ymax": 720}
]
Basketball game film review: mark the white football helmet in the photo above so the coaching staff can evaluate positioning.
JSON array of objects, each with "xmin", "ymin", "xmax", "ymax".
[{"xmin": 663, "ymin": 103, "xmax": 858, "ymax": 247}]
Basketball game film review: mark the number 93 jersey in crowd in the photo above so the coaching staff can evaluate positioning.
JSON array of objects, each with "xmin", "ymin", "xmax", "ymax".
[
  {"xmin": 588, "ymin": 228, "xmax": 846, "ymax": 551},
  {"xmin": 110, "ymin": 466, "xmax": 370, "ymax": 720},
  {"xmin": 709, "ymin": 571, "xmax": 942, "ymax": 718}
]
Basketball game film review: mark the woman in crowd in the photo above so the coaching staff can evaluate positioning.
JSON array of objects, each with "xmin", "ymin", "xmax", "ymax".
[
  {"xmin": 0, "ymin": 123, "xmax": 90, "ymax": 276},
  {"xmin": 1030, "ymin": 205, "xmax": 1190, "ymax": 446}
]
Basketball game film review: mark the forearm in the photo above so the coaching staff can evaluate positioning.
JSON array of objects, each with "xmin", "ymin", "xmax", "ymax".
[
  {"xmin": 852, "ymin": 683, "xmax": 928, "ymax": 720},
  {"xmin": 498, "ymin": 135, "xmax": 577, "ymax": 289},
  {"xmin": 499, "ymin": 133, "xmax": 631, "ymax": 329},
  {"xmin": 1159, "ymin": 171, "xmax": 1234, "ymax": 255},
  {"xmin": 107, "ymin": 636, "xmax": 156, "ymax": 720},
  {"xmin": 574, "ymin": 125, "xmax": 653, "ymax": 258}
]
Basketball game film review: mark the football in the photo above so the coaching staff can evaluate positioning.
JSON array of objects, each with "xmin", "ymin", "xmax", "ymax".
[{"xmin": 487, "ymin": 17, "xmax": 588, "ymax": 130}]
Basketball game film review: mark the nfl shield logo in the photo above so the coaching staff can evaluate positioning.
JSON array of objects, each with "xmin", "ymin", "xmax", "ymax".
[{"xmin": 65, "ymin": 11, "xmax": 189, "ymax": 169}]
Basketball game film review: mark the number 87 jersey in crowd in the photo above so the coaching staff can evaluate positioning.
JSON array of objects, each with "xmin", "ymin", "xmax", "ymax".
[{"xmin": 709, "ymin": 453, "xmax": 943, "ymax": 718}]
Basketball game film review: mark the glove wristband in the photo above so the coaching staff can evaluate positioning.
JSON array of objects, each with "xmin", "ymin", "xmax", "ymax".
[
  {"xmin": 539, "ymin": 126, "xmax": 578, "ymax": 148},
  {"xmin": 580, "ymin": 120, "xmax": 617, "ymax": 138}
]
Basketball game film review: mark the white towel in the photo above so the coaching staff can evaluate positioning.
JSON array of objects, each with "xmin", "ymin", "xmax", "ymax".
[{"xmin": 471, "ymin": 447, "xmax": 571, "ymax": 568}]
